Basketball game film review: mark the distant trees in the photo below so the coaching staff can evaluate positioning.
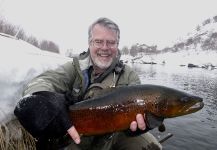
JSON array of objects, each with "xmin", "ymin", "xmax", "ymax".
[
  {"xmin": 202, "ymin": 18, "xmax": 211, "ymax": 26},
  {"xmin": 129, "ymin": 44, "xmax": 138, "ymax": 57},
  {"xmin": 65, "ymin": 49, "xmax": 75, "ymax": 57},
  {"xmin": 213, "ymin": 15, "xmax": 217, "ymax": 22},
  {"xmin": 0, "ymin": 16, "xmax": 59, "ymax": 53},
  {"xmin": 26, "ymin": 36, "xmax": 39, "ymax": 47},
  {"xmin": 40, "ymin": 40, "xmax": 59, "ymax": 53},
  {"xmin": 196, "ymin": 25, "xmax": 201, "ymax": 31},
  {"xmin": 120, "ymin": 43, "xmax": 159, "ymax": 56},
  {"xmin": 15, "ymin": 28, "xmax": 27, "ymax": 40},
  {"xmin": 201, "ymin": 32, "xmax": 217, "ymax": 50},
  {"xmin": 121, "ymin": 46, "xmax": 129, "ymax": 55},
  {"xmin": 0, "ymin": 18, "xmax": 17, "ymax": 36},
  {"xmin": 120, "ymin": 14, "xmax": 217, "ymax": 55}
]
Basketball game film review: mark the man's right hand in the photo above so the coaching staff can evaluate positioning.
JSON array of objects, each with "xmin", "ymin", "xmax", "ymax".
[
  {"xmin": 14, "ymin": 91, "xmax": 74, "ymax": 139},
  {"xmin": 67, "ymin": 126, "xmax": 81, "ymax": 144}
]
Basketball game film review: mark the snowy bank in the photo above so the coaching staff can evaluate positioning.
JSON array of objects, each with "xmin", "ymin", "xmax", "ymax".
[
  {"xmin": 0, "ymin": 34, "xmax": 72, "ymax": 124},
  {"xmin": 0, "ymin": 34, "xmax": 73, "ymax": 149},
  {"xmin": 121, "ymin": 49, "xmax": 217, "ymax": 69}
]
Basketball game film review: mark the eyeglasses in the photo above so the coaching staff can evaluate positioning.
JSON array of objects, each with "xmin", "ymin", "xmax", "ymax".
[{"xmin": 91, "ymin": 39, "xmax": 118, "ymax": 49}]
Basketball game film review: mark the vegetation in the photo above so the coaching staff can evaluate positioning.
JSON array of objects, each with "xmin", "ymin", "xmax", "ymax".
[
  {"xmin": 121, "ymin": 15, "xmax": 217, "ymax": 56},
  {"xmin": 120, "ymin": 44, "xmax": 159, "ymax": 56},
  {"xmin": 0, "ymin": 16, "xmax": 59, "ymax": 53},
  {"xmin": 2, "ymin": 14, "xmax": 217, "ymax": 56}
]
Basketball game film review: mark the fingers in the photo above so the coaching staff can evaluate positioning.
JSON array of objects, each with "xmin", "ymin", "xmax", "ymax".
[
  {"xmin": 130, "ymin": 121, "xmax": 137, "ymax": 131},
  {"xmin": 136, "ymin": 114, "xmax": 146, "ymax": 130},
  {"xmin": 67, "ymin": 126, "xmax": 80, "ymax": 144},
  {"xmin": 130, "ymin": 114, "xmax": 146, "ymax": 132}
]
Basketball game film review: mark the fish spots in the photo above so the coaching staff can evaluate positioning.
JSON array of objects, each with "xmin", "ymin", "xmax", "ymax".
[
  {"xmin": 135, "ymin": 99, "xmax": 145, "ymax": 106},
  {"xmin": 90, "ymin": 103, "xmax": 130, "ymax": 114}
]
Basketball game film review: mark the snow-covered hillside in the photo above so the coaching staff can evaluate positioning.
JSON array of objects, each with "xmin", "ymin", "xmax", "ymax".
[
  {"xmin": 174, "ymin": 15, "xmax": 217, "ymax": 51},
  {"xmin": 121, "ymin": 15, "xmax": 217, "ymax": 68},
  {"xmin": 0, "ymin": 33, "xmax": 72, "ymax": 124}
]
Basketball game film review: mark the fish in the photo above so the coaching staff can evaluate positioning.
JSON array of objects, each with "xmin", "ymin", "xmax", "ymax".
[{"xmin": 69, "ymin": 84, "xmax": 204, "ymax": 136}]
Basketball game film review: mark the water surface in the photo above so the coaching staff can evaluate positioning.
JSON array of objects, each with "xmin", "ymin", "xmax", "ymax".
[{"xmin": 132, "ymin": 64, "xmax": 217, "ymax": 150}]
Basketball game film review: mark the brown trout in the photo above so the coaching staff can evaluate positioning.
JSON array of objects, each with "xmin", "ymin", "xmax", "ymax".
[{"xmin": 69, "ymin": 84, "xmax": 204, "ymax": 136}]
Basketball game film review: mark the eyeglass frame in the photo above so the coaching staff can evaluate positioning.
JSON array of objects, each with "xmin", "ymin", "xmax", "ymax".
[{"xmin": 90, "ymin": 39, "xmax": 119, "ymax": 49}]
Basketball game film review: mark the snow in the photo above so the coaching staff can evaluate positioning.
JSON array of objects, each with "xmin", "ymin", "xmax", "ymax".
[
  {"xmin": 121, "ymin": 18, "xmax": 217, "ymax": 68},
  {"xmin": 121, "ymin": 49, "xmax": 217, "ymax": 68},
  {"xmin": 177, "ymin": 17, "xmax": 217, "ymax": 43},
  {"xmin": 1, "ymin": 27, "xmax": 217, "ymax": 126},
  {"xmin": 0, "ymin": 34, "xmax": 72, "ymax": 124}
]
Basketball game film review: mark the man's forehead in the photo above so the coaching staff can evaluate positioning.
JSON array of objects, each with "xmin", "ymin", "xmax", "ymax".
[
  {"xmin": 92, "ymin": 24, "xmax": 116, "ymax": 33},
  {"xmin": 92, "ymin": 25, "xmax": 117, "ymax": 39}
]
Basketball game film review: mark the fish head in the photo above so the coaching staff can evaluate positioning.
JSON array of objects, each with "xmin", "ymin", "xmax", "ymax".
[{"xmin": 149, "ymin": 87, "xmax": 204, "ymax": 118}]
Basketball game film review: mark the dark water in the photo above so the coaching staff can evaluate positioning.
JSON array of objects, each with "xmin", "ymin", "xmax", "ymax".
[{"xmin": 132, "ymin": 64, "xmax": 217, "ymax": 150}]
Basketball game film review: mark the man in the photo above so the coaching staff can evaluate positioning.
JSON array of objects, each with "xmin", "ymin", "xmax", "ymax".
[{"xmin": 14, "ymin": 17, "xmax": 162, "ymax": 150}]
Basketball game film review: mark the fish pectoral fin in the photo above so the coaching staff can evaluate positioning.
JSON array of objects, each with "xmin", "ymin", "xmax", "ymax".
[{"xmin": 146, "ymin": 113, "xmax": 164, "ymax": 129}]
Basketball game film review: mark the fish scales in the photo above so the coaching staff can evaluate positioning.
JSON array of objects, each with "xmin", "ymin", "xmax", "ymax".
[{"xmin": 69, "ymin": 84, "xmax": 204, "ymax": 136}]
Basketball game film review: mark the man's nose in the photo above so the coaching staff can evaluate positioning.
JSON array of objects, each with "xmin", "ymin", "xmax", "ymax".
[{"xmin": 101, "ymin": 42, "xmax": 109, "ymax": 49}]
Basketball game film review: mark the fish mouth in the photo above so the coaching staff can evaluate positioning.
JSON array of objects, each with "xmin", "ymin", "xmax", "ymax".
[{"xmin": 186, "ymin": 101, "xmax": 204, "ymax": 112}]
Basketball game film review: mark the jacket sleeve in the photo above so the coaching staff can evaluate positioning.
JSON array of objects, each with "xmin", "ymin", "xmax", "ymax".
[
  {"xmin": 14, "ymin": 91, "xmax": 73, "ymax": 139},
  {"xmin": 128, "ymin": 70, "xmax": 141, "ymax": 85},
  {"xmin": 23, "ymin": 61, "xmax": 76, "ymax": 96},
  {"xmin": 124, "ymin": 65, "xmax": 141, "ymax": 85},
  {"xmin": 15, "ymin": 61, "xmax": 77, "ymax": 140}
]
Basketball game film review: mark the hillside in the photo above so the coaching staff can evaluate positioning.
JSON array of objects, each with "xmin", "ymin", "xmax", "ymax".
[
  {"xmin": 122, "ymin": 15, "xmax": 217, "ymax": 69},
  {"xmin": 164, "ymin": 15, "xmax": 217, "ymax": 52},
  {"xmin": 0, "ymin": 34, "xmax": 71, "ymax": 124}
]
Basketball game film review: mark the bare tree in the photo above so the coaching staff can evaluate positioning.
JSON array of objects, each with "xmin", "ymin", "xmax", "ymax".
[
  {"xmin": 213, "ymin": 15, "xmax": 217, "ymax": 22},
  {"xmin": 40, "ymin": 40, "xmax": 59, "ymax": 53},
  {"xmin": 15, "ymin": 27, "xmax": 27, "ymax": 40},
  {"xmin": 130, "ymin": 44, "xmax": 139, "ymax": 57},
  {"xmin": 0, "ymin": 17, "xmax": 4, "ymax": 32},
  {"xmin": 65, "ymin": 49, "xmax": 74, "ymax": 57},
  {"xmin": 2, "ymin": 23, "xmax": 16, "ymax": 36},
  {"xmin": 26, "ymin": 36, "xmax": 39, "ymax": 48},
  {"xmin": 202, "ymin": 18, "xmax": 211, "ymax": 26},
  {"xmin": 1, "ymin": 16, "xmax": 60, "ymax": 53},
  {"xmin": 121, "ymin": 46, "xmax": 129, "ymax": 55}
]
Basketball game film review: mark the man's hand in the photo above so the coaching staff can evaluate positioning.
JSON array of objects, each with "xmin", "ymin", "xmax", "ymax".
[
  {"xmin": 67, "ymin": 126, "xmax": 81, "ymax": 144},
  {"xmin": 130, "ymin": 114, "xmax": 146, "ymax": 131}
]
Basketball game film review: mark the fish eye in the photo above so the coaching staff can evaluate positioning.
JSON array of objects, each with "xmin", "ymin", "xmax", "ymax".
[{"xmin": 180, "ymin": 97, "xmax": 189, "ymax": 102}]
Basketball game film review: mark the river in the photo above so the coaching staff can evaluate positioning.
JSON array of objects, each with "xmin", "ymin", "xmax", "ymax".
[{"xmin": 131, "ymin": 63, "xmax": 217, "ymax": 150}]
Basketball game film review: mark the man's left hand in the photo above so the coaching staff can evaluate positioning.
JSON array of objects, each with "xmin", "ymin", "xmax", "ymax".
[{"xmin": 130, "ymin": 114, "xmax": 146, "ymax": 131}]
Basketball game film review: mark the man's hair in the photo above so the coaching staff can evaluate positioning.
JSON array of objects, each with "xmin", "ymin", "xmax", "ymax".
[{"xmin": 88, "ymin": 17, "xmax": 120, "ymax": 43}]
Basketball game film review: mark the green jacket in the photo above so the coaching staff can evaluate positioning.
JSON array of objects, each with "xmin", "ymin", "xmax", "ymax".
[{"xmin": 23, "ymin": 52, "xmax": 140, "ymax": 100}]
